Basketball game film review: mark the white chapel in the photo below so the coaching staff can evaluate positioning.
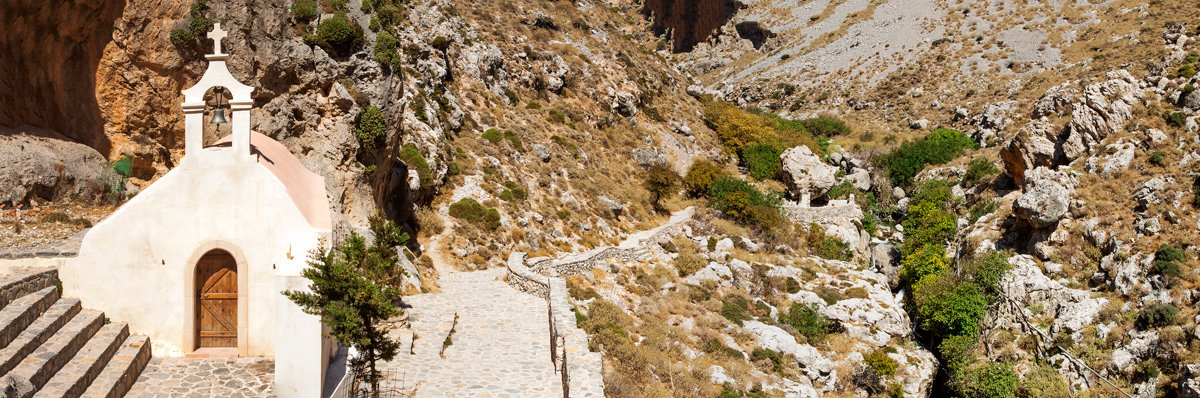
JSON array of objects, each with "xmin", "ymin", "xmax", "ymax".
[{"xmin": 59, "ymin": 23, "xmax": 336, "ymax": 397}]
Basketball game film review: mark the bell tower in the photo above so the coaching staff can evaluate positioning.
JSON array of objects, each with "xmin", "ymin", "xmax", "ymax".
[{"xmin": 180, "ymin": 23, "xmax": 256, "ymax": 164}]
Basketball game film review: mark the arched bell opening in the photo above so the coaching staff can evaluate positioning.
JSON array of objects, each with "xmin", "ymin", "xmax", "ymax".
[{"xmin": 201, "ymin": 86, "xmax": 232, "ymax": 148}]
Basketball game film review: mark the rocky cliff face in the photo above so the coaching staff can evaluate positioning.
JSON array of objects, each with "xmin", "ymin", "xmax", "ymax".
[
  {"xmin": 640, "ymin": 0, "xmax": 741, "ymax": 52},
  {"xmin": 0, "ymin": 0, "xmax": 125, "ymax": 154}
]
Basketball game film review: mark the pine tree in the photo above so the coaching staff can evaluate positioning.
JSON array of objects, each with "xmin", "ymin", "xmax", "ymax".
[{"xmin": 284, "ymin": 214, "xmax": 408, "ymax": 396}]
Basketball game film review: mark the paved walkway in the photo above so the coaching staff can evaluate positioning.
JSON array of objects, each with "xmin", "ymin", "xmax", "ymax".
[
  {"xmin": 126, "ymin": 357, "xmax": 275, "ymax": 397},
  {"xmin": 382, "ymin": 268, "xmax": 561, "ymax": 397}
]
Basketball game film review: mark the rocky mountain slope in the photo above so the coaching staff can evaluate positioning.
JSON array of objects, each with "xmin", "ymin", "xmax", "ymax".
[{"xmin": 3, "ymin": 0, "xmax": 1200, "ymax": 396}]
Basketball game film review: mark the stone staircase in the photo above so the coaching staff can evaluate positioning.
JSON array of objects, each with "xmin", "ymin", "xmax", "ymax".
[{"xmin": 0, "ymin": 267, "xmax": 151, "ymax": 397}]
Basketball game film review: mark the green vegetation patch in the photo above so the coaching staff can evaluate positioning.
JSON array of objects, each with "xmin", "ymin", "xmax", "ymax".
[{"xmin": 878, "ymin": 128, "xmax": 977, "ymax": 187}]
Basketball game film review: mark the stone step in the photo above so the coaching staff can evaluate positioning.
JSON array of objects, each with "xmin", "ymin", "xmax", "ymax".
[
  {"xmin": 0, "ymin": 286, "xmax": 59, "ymax": 348},
  {"xmin": 0, "ymin": 268, "xmax": 58, "ymax": 311},
  {"xmin": 0, "ymin": 298, "xmax": 81, "ymax": 376},
  {"xmin": 6, "ymin": 309, "xmax": 104, "ymax": 396},
  {"xmin": 33, "ymin": 323, "xmax": 130, "ymax": 398},
  {"xmin": 79, "ymin": 334, "xmax": 152, "ymax": 398}
]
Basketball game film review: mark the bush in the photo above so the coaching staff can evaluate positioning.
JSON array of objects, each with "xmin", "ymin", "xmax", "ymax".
[
  {"xmin": 911, "ymin": 274, "xmax": 989, "ymax": 340},
  {"xmin": 704, "ymin": 101, "xmax": 778, "ymax": 154},
  {"xmin": 1137, "ymin": 302, "xmax": 1178, "ymax": 329},
  {"xmin": 743, "ymin": 141, "xmax": 783, "ymax": 180},
  {"xmin": 481, "ymin": 129, "xmax": 503, "ymax": 144},
  {"xmin": 800, "ymin": 116, "xmax": 851, "ymax": 136},
  {"xmin": 902, "ymin": 201, "xmax": 957, "ymax": 252},
  {"xmin": 963, "ymin": 158, "xmax": 999, "ymax": 185},
  {"xmin": 550, "ymin": 135, "xmax": 578, "ymax": 155},
  {"xmin": 966, "ymin": 250, "xmax": 1010, "ymax": 296},
  {"xmin": 703, "ymin": 338, "xmax": 744, "ymax": 359},
  {"xmin": 878, "ymin": 128, "xmax": 977, "ymax": 187},
  {"xmin": 683, "ymin": 159, "xmax": 727, "ymax": 197},
  {"xmin": 355, "ymin": 106, "xmax": 387, "ymax": 150},
  {"xmin": 312, "ymin": 12, "xmax": 365, "ymax": 57},
  {"xmin": 938, "ymin": 333, "xmax": 977, "ymax": 380},
  {"xmin": 1164, "ymin": 111, "xmax": 1188, "ymax": 128},
  {"xmin": 707, "ymin": 177, "xmax": 776, "ymax": 220},
  {"xmin": 643, "ymin": 164, "xmax": 679, "ymax": 212},
  {"xmin": 967, "ymin": 200, "xmax": 999, "ymax": 223},
  {"xmin": 963, "ymin": 362, "xmax": 1018, "ymax": 398},
  {"xmin": 1152, "ymin": 244, "xmax": 1183, "ymax": 281},
  {"xmin": 372, "ymin": 31, "xmax": 401, "ymax": 70},
  {"xmin": 397, "ymin": 143, "xmax": 431, "ymax": 189},
  {"xmin": 503, "ymin": 130, "xmax": 523, "ymax": 151},
  {"xmin": 899, "ymin": 244, "xmax": 949, "ymax": 288},
  {"xmin": 864, "ymin": 348, "xmax": 899, "ymax": 377},
  {"xmin": 291, "ymin": 0, "xmax": 318, "ymax": 21},
  {"xmin": 547, "ymin": 109, "xmax": 566, "ymax": 124},
  {"xmin": 673, "ymin": 243, "xmax": 707, "ymax": 277},
  {"xmin": 720, "ymin": 298, "xmax": 751, "ymax": 325},
  {"xmin": 1150, "ymin": 150, "xmax": 1167, "ymax": 166},
  {"xmin": 498, "ymin": 181, "xmax": 527, "ymax": 202},
  {"xmin": 525, "ymin": 101, "xmax": 542, "ymax": 110},
  {"xmin": 750, "ymin": 348, "xmax": 784, "ymax": 373},
  {"xmin": 1017, "ymin": 365, "xmax": 1070, "ymax": 398},
  {"xmin": 779, "ymin": 302, "xmax": 830, "ymax": 343}
]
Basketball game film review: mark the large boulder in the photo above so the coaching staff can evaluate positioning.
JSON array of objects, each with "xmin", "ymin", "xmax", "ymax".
[
  {"xmin": 1059, "ymin": 70, "xmax": 1142, "ymax": 161},
  {"xmin": 1013, "ymin": 167, "xmax": 1074, "ymax": 229},
  {"xmin": 1000, "ymin": 120, "xmax": 1059, "ymax": 185},
  {"xmin": 0, "ymin": 130, "xmax": 110, "ymax": 205},
  {"xmin": 780, "ymin": 146, "xmax": 837, "ymax": 202},
  {"xmin": 1085, "ymin": 140, "xmax": 1135, "ymax": 177}
]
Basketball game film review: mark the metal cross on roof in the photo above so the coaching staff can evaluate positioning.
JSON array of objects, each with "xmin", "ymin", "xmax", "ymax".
[{"xmin": 207, "ymin": 23, "xmax": 227, "ymax": 55}]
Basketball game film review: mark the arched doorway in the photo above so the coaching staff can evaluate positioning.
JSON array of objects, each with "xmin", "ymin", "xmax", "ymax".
[{"xmin": 195, "ymin": 249, "xmax": 238, "ymax": 348}]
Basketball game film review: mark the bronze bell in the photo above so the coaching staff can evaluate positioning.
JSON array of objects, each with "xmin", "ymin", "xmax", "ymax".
[{"xmin": 210, "ymin": 107, "xmax": 228, "ymax": 125}]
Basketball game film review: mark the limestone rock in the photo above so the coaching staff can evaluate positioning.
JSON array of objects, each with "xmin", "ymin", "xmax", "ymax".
[
  {"xmin": 1000, "ymin": 255, "xmax": 1106, "ymax": 339},
  {"xmin": 532, "ymin": 144, "xmax": 551, "ymax": 162},
  {"xmin": 1085, "ymin": 140, "xmax": 1135, "ymax": 177},
  {"xmin": 1000, "ymin": 120, "xmax": 1058, "ymax": 185},
  {"xmin": 780, "ymin": 146, "xmax": 837, "ymax": 202},
  {"xmin": 908, "ymin": 119, "xmax": 929, "ymax": 129},
  {"xmin": 631, "ymin": 146, "xmax": 665, "ymax": 168},
  {"xmin": 846, "ymin": 169, "xmax": 871, "ymax": 191},
  {"xmin": 0, "ymin": 130, "xmax": 109, "ymax": 205},
  {"xmin": 610, "ymin": 91, "xmax": 638, "ymax": 117},
  {"xmin": 1013, "ymin": 167, "xmax": 1074, "ymax": 229},
  {"xmin": 871, "ymin": 243, "xmax": 900, "ymax": 289},
  {"xmin": 1179, "ymin": 364, "xmax": 1200, "ymax": 398},
  {"xmin": 743, "ymin": 321, "xmax": 836, "ymax": 391}
]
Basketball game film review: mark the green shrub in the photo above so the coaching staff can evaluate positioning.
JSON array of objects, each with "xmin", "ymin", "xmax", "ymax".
[
  {"xmin": 938, "ymin": 333, "xmax": 977, "ymax": 380},
  {"xmin": 547, "ymin": 109, "xmax": 566, "ymax": 124},
  {"xmin": 707, "ymin": 177, "xmax": 777, "ymax": 220},
  {"xmin": 291, "ymin": 0, "xmax": 318, "ymax": 21},
  {"xmin": 779, "ymin": 302, "xmax": 830, "ymax": 343},
  {"xmin": 704, "ymin": 101, "xmax": 778, "ymax": 154},
  {"xmin": 1150, "ymin": 150, "xmax": 1167, "ymax": 166},
  {"xmin": 963, "ymin": 158, "xmax": 999, "ymax": 185},
  {"xmin": 800, "ymin": 116, "xmax": 851, "ymax": 136},
  {"xmin": 448, "ymin": 198, "xmax": 500, "ymax": 230},
  {"xmin": 170, "ymin": 29, "xmax": 195, "ymax": 46},
  {"xmin": 964, "ymin": 362, "xmax": 1018, "ymax": 398},
  {"xmin": 899, "ymin": 244, "xmax": 949, "ymax": 288},
  {"xmin": 312, "ymin": 12, "xmax": 365, "ymax": 57},
  {"xmin": 1137, "ymin": 302, "xmax": 1178, "ymax": 329},
  {"xmin": 912, "ymin": 274, "xmax": 989, "ymax": 340},
  {"xmin": 720, "ymin": 298, "xmax": 751, "ymax": 325},
  {"xmin": 481, "ymin": 129, "xmax": 503, "ymax": 144},
  {"xmin": 902, "ymin": 201, "xmax": 957, "ymax": 251},
  {"xmin": 502, "ymin": 88, "xmax": 519, "ymax": 104},
  {"xmin": 878, "ymin": 128, "xmax": 977, "ymax": 187},
  {"xmin": 750, "ymin": 348, "xmax": 783, "ymax": 373},
  {"xmin": 550, "ymin": 135, "xmax": 578, "ymax": 154},
  {"xmin": 967, "ymin": 200, "xmax": 999, "ymax": 223},
  {"xmin": 1181, "ymin": 64, "xmax": 1197, "ymax": 78},
  {"xmin": 864, "ymin": 348, "xmax": 899, "ymax": 377},
  {"xmin": 525, "ymin": 101, "xmax": 542, "ymax": 110},
  {"xmin": 1152, "ymin": 244, "xmax": 1184, "ymax": 281},
  {"xmin": 498, "ymin": 181, "xmax": 527, "ymax": 202},
  {"xmin": 503, "ymin": 130, "xmax": 524, "ymax": 152},
  {"xmin": 703, "ymin": 338, "xmax": 744, "ymax": 359},
  {"xmin": 743, "ymin": 141, "xmax": 783, "ymax": 180},
  {"xmin": 683, "ymin": 159, "xmax": 727, "ymax": 197},
  {"xmin": 1164, "ymin": 111, "xmax": 1189, "ymax": 128},
  {"xmin": 674, "ymin": 245, "xmax": 706, "ymax": 277},
  {"xmin": 1017, "ymin": 365, "xmax": 1070, "ymax": 398},
  {"xmin": 397, "ymin": 143, "xmax": 431, "ymax": 189},
  {"xmin": 355, "ymin": 106, "xmax": 387, "ymax": 150},
  {"xmin": 966, "ymin": 250, "xmax": 1010, "ymax": 296},
  {"xmin": 372, "ymin": 31, "xmax": 401, "ymax": 70}
]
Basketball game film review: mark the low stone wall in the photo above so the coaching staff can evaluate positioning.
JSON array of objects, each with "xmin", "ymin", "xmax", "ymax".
[
  {"xmin": 782, "ymin": 201, "xmax": 863, "ymax": 225},
  {"xmin": 0, "ymin": 267, "xmax": 58, "ymax": 306},
  {"xmin": 506, "ymin": 252, "xmax": 550, "ymax": 298}
]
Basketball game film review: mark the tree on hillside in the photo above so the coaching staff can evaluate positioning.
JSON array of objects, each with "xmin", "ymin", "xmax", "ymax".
[
  {"xmin": 643, "ymin": 164, "xmax": 679, "ymax": 213},
  {"xmin": 284, "ymin": 214, "xmax": 408, "ymax": 396}
]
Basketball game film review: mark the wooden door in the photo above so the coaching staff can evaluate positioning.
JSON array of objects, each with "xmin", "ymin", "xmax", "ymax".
[{"xmin": 196, "ymin": 250, "xmax": 237, "ymax": 348}]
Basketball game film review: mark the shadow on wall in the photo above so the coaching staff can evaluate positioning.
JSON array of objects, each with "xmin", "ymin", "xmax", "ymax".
[
  {"xmin": 641, "ymin": 0, "xmax": 745, "ymax": 53},
  {"xmin": 0, "ymin": 0, "xmax": 125, "ymax": 156}
]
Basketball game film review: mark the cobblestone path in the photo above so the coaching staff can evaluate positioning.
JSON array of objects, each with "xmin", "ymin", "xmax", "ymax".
[
  {"xmin": 126, "ymin": 357, "xmax": 275, "ymax": 397},
  {"xmin": 381, "ymin": 268, "xmax": 561, "ymax": 397}
]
